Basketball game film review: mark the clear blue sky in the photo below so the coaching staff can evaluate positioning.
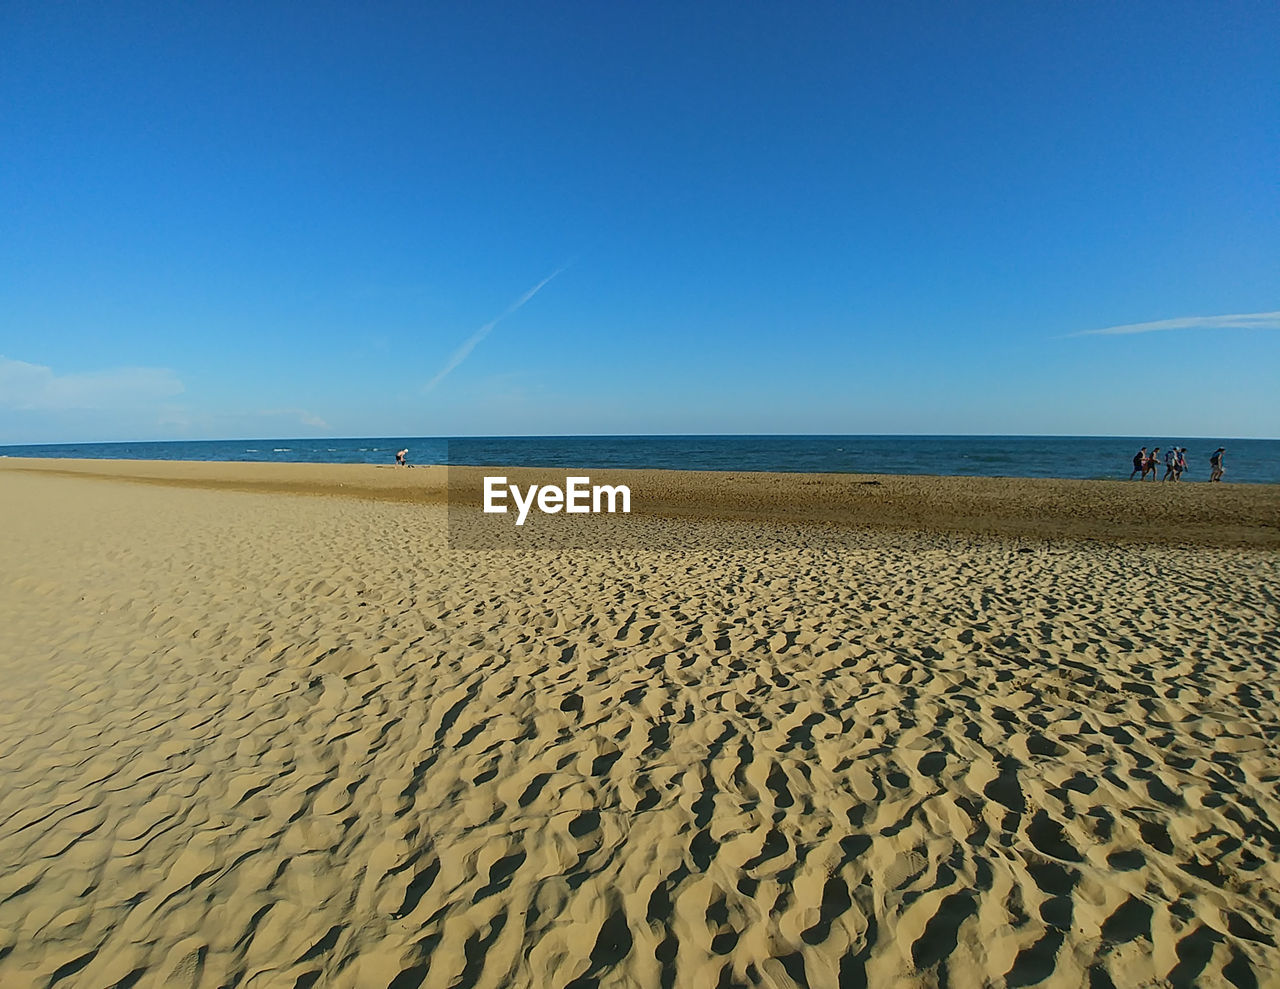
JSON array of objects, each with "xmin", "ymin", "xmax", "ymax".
[{"xmin": 2, "ymin": 1, "xmax": 1277, "ymax": 443}]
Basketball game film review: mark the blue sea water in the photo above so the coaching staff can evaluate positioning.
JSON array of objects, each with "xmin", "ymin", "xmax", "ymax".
[{"xmin": 3, "ymin": 435, "xmax": 1277, "ymax": 484}]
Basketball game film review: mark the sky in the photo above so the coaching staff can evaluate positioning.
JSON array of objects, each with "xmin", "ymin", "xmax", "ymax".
[{"xmin": 2, "ymin": 0, "xmax": 1277, "ymax": 443}]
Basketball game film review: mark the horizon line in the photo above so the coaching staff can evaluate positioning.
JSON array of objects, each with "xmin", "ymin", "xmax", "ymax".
[{"xmin": 4, "ymin": 430, "xmax": 1277, "ymax": 447}]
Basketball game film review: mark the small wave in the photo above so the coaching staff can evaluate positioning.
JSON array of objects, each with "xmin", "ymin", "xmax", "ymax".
[
  {"xmin": 244, "ymin": 448, "xmax": 259, "ymax": 452},
  {"xmin": 273, "ymin": 448, "xmax": 291, "ymax": 452}
]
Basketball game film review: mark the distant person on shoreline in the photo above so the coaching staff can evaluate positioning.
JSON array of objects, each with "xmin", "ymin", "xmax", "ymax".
[
  {"xmin": 1210, "ymin": 448, "xmax": 1226, "ymax": 482},
  {"xmin": 1162, "ymin": 447, "xmax": 1176, "ymax": 481},
  {"xmin": 1176, "ymin": 448, "xmax": 1187, "ymax": 481},
  {"xmin": 395, "ymin": 448, "xmax": 408, "ymax": 466},
  {"xmin": 1131, "ymin": 447, "xmax": 1147, "ymax": 479},
  {"xmin": 1144, "ymin": 447, "xmax": 1161, "ymax": 481}
]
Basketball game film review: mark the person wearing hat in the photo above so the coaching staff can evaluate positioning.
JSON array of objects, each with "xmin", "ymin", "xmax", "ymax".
[
  {"xmin": 1210, "ymin": 447, "xmax": 1226, "ymax": 482},
  {"xmin": 396, "ymin": 448, "xmax": 409, "ymax": 466}
]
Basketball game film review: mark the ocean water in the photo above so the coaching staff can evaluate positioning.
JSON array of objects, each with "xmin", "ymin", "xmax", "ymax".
[{"xmin": 3, "ymin": 435, "xmax": 1277, "ymax": 484}]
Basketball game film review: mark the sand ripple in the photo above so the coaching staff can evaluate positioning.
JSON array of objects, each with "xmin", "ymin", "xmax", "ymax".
[{"xmin": 1, "ymin": 470, "xmax": 1278, "ymax": 987}]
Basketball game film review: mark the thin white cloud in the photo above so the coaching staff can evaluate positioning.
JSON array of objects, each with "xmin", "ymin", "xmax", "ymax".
[
  {"xmin": 1067, "ymin": 311, "xmax": 1280, "ymax": 337},
  {"xmin": 425, "ymin": 267, "xmax": 566, "ymax": 392},
  {"xmin": 0, "ymin": 356, "xmax": 184, "ymax": 410}
]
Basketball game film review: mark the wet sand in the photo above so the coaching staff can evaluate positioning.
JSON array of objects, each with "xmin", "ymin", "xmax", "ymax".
[
  {"xmin": 5, "ymin": 456, "xmax": 1278, "ymax": 546},
  {"xmin": 1, "ymin": 458, "xmax": 1278, "ymax": 987}
]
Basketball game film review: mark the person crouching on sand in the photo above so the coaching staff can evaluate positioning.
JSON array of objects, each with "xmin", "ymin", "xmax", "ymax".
[
  {"xmin": 1131, "ymin": 447, "xmax": 1147, "ymax": 479},
  {"xmin": 396, "ymin": 448, "xmax": 408, "ymax": 466}
]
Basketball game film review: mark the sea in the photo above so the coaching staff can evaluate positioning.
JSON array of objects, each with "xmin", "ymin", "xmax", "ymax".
[{"xmin": 3, "ymin": 435, "xmax": 1278, "ymax": 484}]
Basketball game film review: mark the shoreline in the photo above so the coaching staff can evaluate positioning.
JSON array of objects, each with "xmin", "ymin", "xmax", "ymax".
[
  {"xmin": 4, "ymin": 456, "xmax": 1278, "ymax": 548},
  {"xmin": 3, "ymin": 456, "xmax": 1278, "ymax": 985}
]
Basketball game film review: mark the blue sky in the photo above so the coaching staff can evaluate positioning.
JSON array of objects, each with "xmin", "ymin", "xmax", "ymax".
[{"xmin": 2, "ymin": 0, "xmax": 1277, "ymax": 443}]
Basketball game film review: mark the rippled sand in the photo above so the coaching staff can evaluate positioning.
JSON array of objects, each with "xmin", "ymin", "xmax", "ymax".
[{"xmin": 1, "ymin": 460, "xmax": 1277, "ymax": 988}]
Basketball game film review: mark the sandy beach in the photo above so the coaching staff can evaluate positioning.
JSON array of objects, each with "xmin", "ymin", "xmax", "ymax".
[{"xmin": 1, "ymin": 457, "xmax": 1278, "ymax": 988}]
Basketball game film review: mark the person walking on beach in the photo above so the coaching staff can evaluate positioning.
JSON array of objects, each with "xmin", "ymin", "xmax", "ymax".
[
  {"xmin": 1131, "ymin": 447, "xmax": 1147, "ymax": 479},
  {"xmin": 1210, "ymin": 447, "xmax": 1226, "ymax": 482},
  {"xmin": 1162, "ymin": 447, "xmax": 1176, "ymax": 481},
  {"xmin": 1175, "ymin": 447, "xmax": 1187, "ymax": 481},
  {"xmin": 1144, "ymin": 447, "xmax": 1161, "ymax": 481}
]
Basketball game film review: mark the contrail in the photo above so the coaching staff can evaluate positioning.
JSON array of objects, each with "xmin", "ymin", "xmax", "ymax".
[
  {"xmin": 425, "ymin": 267, "xmax": 567, "ymax": 392},
  {"xmin": 1065, "ymin": 310, "xmax": 1280, "ymax": 338}
]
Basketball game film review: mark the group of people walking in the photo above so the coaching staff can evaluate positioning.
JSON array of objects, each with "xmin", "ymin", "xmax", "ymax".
[{"xmin": 1130, "ymin": 446, "xmax": 1227, "ymax": 482}]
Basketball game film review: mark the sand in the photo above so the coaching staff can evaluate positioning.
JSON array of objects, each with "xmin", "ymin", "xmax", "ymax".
[
  {"xmin": 9, "ymin": 456, "xmax": 1280, "ymax": 547},
  {"xmin": 1, "ymin": 458, "xmax": 1278, "ymax": 988}
]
